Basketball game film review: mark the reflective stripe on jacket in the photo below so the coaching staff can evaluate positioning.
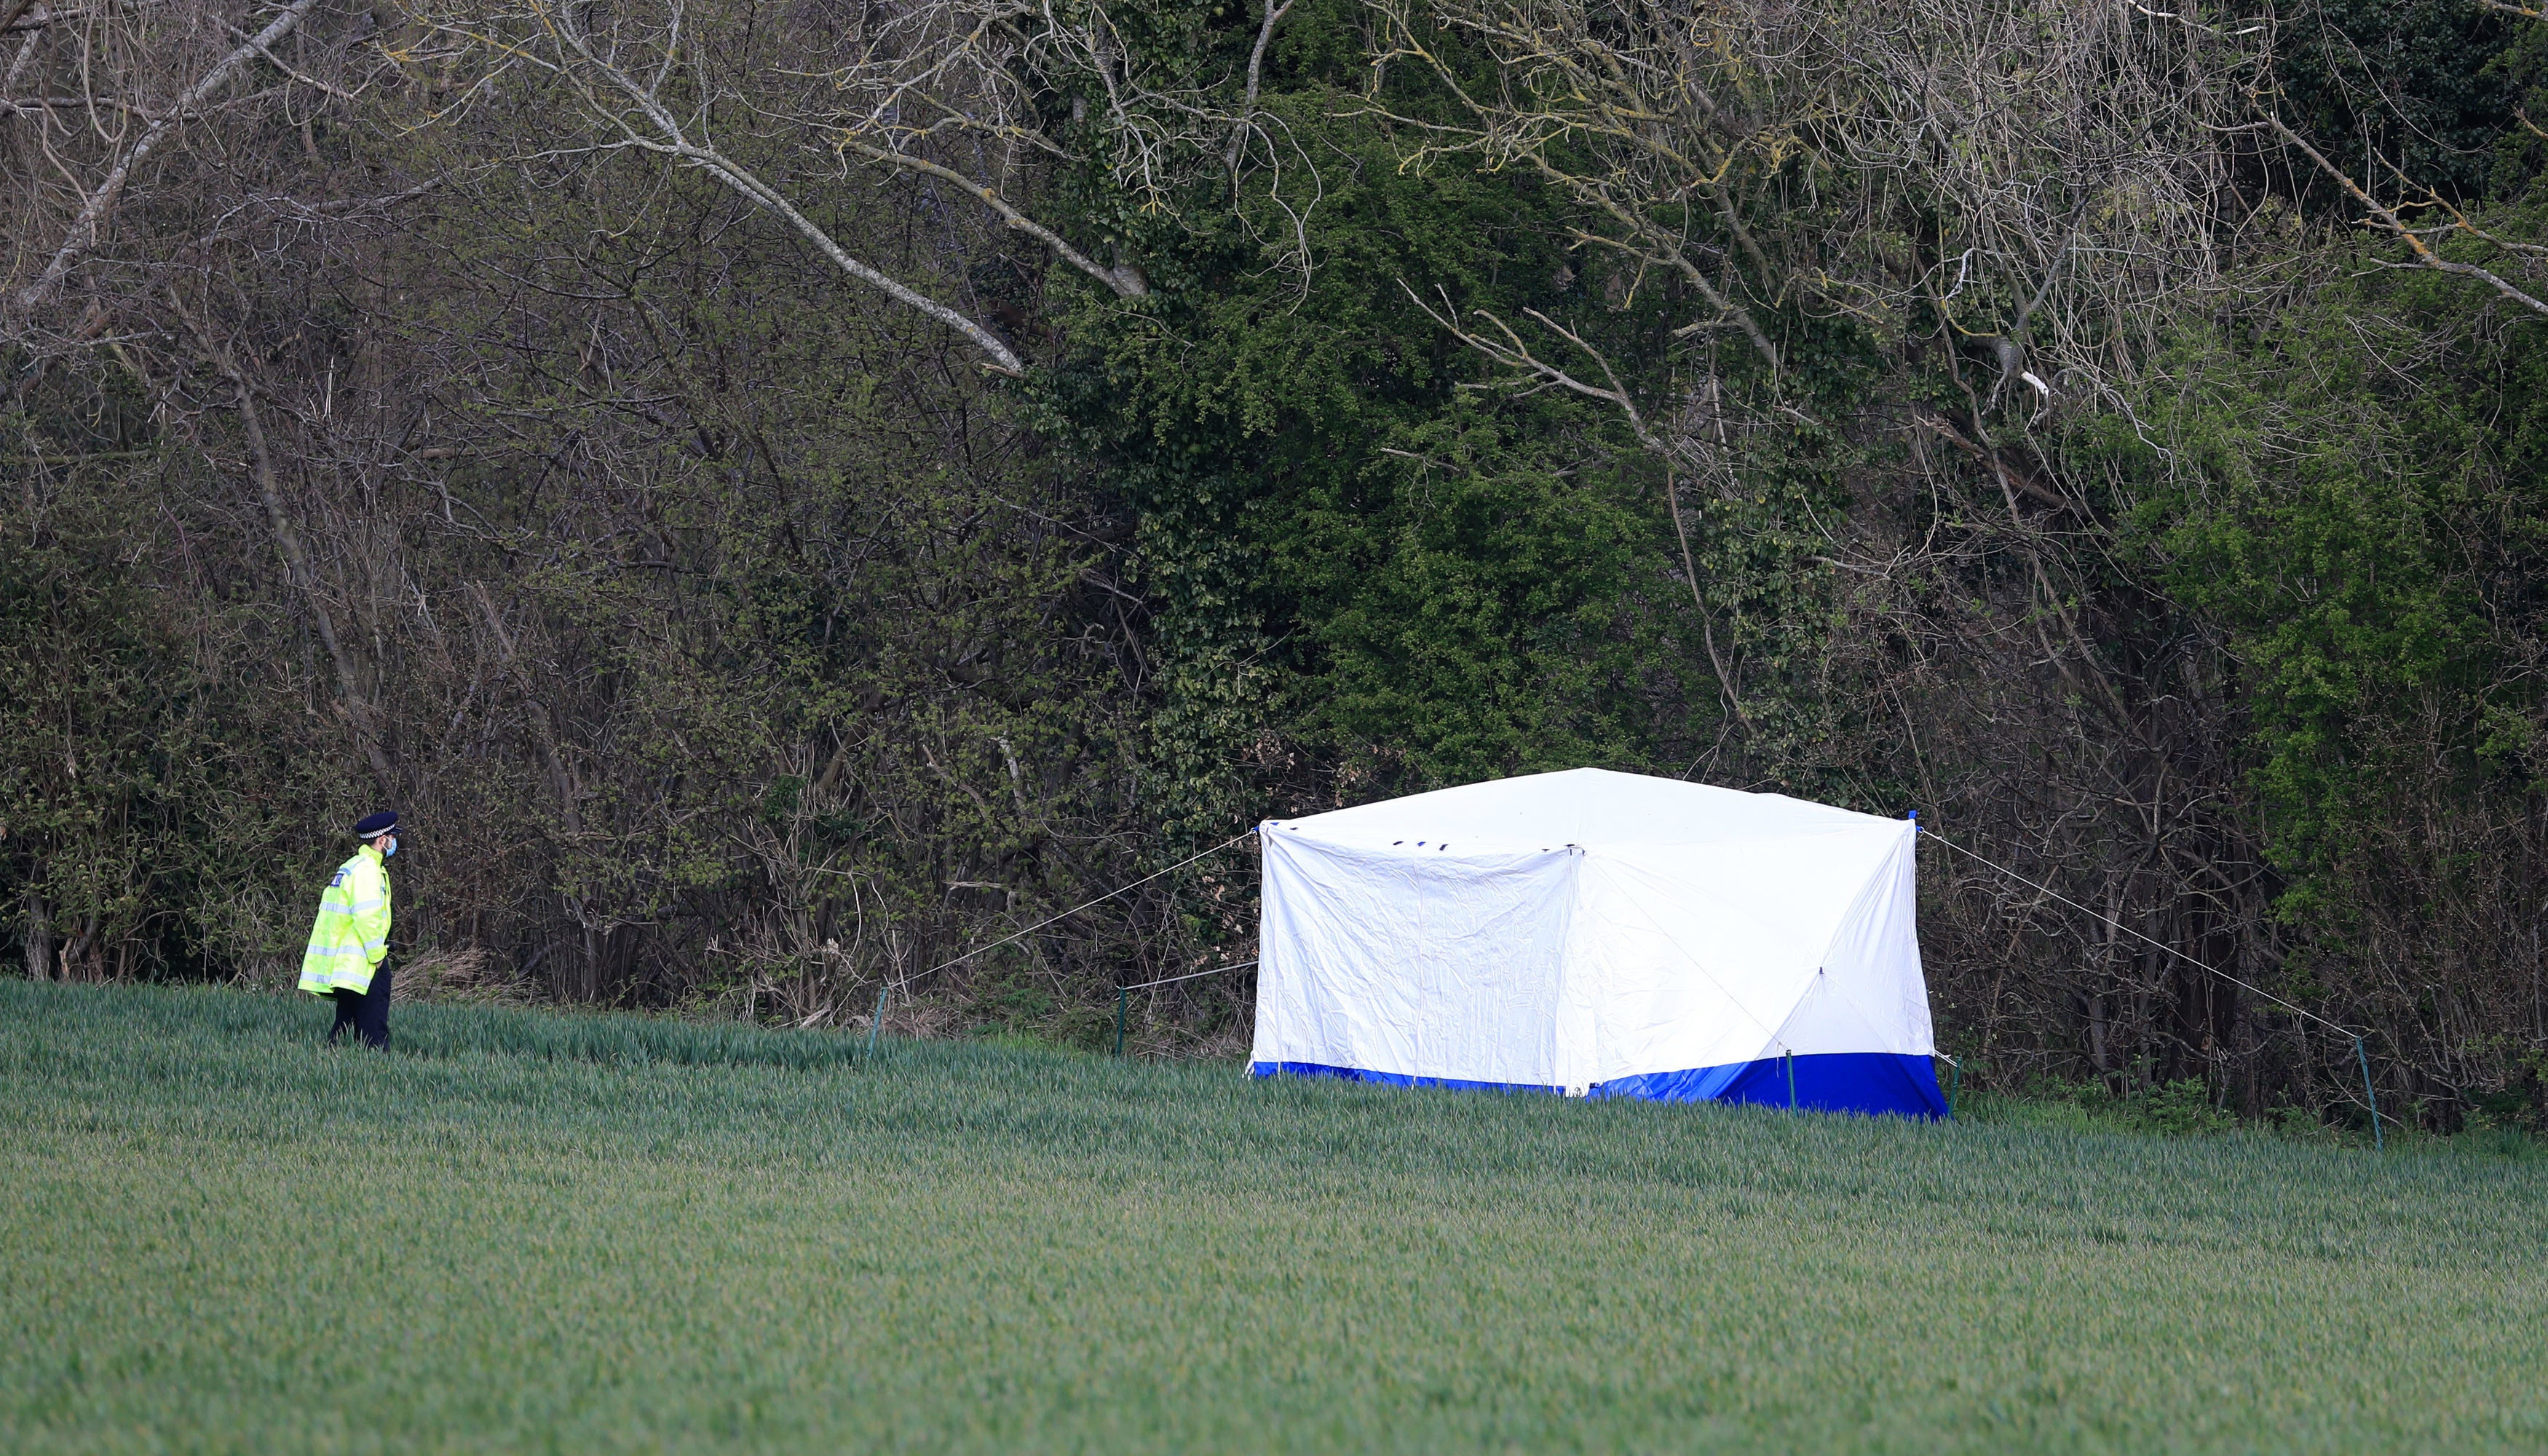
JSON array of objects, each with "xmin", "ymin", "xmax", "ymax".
[{"xmin": 298, "ymin": 844, "xmax": 391, "ymax": 996}]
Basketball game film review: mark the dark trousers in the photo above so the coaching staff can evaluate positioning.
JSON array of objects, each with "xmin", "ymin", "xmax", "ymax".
[{"xmin": 326, "ymin": 962, "xmax": 391, "ymax": 1049}]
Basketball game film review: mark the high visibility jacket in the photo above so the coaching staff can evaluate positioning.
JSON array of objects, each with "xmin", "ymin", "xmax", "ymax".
[{"xmin": 298, "ymin": 844, "xmax": 391, "ymax": 995}]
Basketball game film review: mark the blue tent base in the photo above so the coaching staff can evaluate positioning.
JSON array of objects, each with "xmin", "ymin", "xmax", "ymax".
[
  {"xmin": 1590, "ymin": 1052, "xmax": 1947, "ymax": 1119},
  {"xmin": 1251, "ymin": 1051, "xmax": 1948, "ymax": 1120}
]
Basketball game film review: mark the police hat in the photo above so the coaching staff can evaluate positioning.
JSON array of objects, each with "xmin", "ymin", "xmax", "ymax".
[{"xmin": 352, "ymin": 811, "xmax": 401, "ymax": 837}]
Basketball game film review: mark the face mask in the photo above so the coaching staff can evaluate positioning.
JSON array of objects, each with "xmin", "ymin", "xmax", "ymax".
[{"xmin": 384, "ymin": 836, "xmax": 398, "ymax": 858}]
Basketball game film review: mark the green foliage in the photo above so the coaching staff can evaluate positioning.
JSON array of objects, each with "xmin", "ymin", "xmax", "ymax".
[
  {"xmin": 1961, "ymin": 1076, "xmax": 2241, "ymax": 1138},
  {"xmin": 2274, "ymin": 0, "xmax": 2534, "ymax": 206},
  {"xmin": 2488, "ymin": 11, "xmax": 2548, "ymax": 196},
  {"xmin": 7, "ymin": 981, "xmax": 2548, "ymax": 1452},
  {"xmin": 1037, "ymin": 0, "xmax": 1849, "ymax": 831},
  {"xmin": 2136, "ymin": 1077, "xmax": 2242, "ymax": 1136},
  {"xmin": 0, "ymin": 436, "xmax": 317, "ymax": 981},
  {"xmin": 2140, "ymin": 221, "xmax": 2548, "ymax": 910}
]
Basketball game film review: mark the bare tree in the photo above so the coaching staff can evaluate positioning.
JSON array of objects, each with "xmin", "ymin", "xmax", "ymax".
[
  {"xmin": 3, "ymin": 0, "xmax": 424, "ymax": 785},
  {"xmin": 399, "ymin": 0, "xmax": 1324, "ymax": 373},
  {"xmin": 11, "ymin": 0, "xmax": 328, "ymax": 316}
]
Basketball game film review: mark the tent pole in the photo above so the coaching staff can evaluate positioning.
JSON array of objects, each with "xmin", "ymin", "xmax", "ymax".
[
  {"xmin": 1116, "ymin": 986, "xmax": 1128, "ymax": 1059},
  {"xmin": 2355, "ymin": 1036, "xmax": 2382, "ymax": 1152},
  {"xmin": 1785, "ymin": 1049, "xmax": 1795, "ymax": 1110},
  {"xmin": 866, "ymin": 984, "xmax": 886, "ymax": 1059},
  {"xmin": 1947, "ymin": 1056, "xmax": 1961, "ymax": 1117}
]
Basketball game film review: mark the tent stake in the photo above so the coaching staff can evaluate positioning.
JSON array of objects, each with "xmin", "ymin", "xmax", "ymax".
[
  {"xmin": 1115, "ymin": 986, "xmax": 1127, "ymax": 1059},
  {"xmin": 2354, "ymin": 1036, "xmax": 2382, "ymax": 1152}
]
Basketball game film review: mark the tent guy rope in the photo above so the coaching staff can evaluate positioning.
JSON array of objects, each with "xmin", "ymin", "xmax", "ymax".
[
  {"xmin": 870, "ymin": 831, "xmax": 1255, "ymax": 1064},
  {"xmin": 1916, "ymin": 829, "xmax": 2359, "ymax": 1037},
  {"xmin": 905, "ymin": 829, "xmax": 1256, "ymax": 994},
  {"xmin": 1918, "ymin": 824, "xmax": 2387, "ymax": 1147},
  {"xmin": 1116, "ymin": 960, "xmax": 1259, "ymax": 1057},
  {"xmin": 1122, "ymin": 960, "xmax": 1257, "ymax": 992}
]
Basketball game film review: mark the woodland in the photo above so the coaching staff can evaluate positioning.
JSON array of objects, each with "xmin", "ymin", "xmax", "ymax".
[{"xmin": 3, "ymin": 0, "xmax": 2544, "ymax": 1132}]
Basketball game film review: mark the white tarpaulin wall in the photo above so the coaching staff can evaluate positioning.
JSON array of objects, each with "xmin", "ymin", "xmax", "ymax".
[{"xmin": 1249, "ymin": 767, "xmax": 1948, "ymax": 1117}]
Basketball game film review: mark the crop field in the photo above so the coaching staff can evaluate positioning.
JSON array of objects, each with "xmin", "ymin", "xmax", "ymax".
[{"xmin": 2, "ymin": 981, "xmax": 2544, "ymax": 1454}]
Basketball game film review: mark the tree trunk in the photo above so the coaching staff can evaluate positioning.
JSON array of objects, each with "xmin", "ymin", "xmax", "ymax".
[{"xmin": 20, "ymin": 890, "xmax": 50, "ymax": 981}]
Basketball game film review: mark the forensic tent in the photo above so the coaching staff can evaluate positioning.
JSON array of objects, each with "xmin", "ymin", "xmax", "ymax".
[{"xmin": 1249, "ymin": 768, "xmax": 1947, "ymax": 1117}]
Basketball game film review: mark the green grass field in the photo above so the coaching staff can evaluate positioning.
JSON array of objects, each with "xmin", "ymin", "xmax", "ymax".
[{"xmin": 3, "ymin": 981, "xmax": 2544, "ymax": 1453}]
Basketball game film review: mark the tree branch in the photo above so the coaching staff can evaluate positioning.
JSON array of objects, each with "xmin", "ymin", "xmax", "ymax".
[
  {"xmin": 547, "ymin": 11, "xmax": 1031, "ymax": 373},
  {"xmin": 15, "ymin": 0, "xmax": 326, "ymax": 317},
  {"xmin": 1223, "ymin": 0, "xmax": 1292, "ymax": 170},
  {"xmin": 167, "ymin": 284, "xmax": 395, "ymax": 788},
  {"xmin": 838, "ymin": 139, "xmax": 1145, "ymax": 297},
  {"xmin": 1401, "ymin": 281, "xmax": 1672, "ymax": 448},
  {"xmin": 2258, "ymin": 110, "xmax": 2548, "ymax": 320}
]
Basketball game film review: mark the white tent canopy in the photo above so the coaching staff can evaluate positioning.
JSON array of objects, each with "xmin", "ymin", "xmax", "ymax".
[{"xmin": 1249, "ymin": 767, "xmax": 1947, "ymax": 1117}]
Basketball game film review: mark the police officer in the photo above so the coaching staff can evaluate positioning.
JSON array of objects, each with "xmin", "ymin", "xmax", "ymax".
[{"xmin": 300, "ymin": 811, "xmax": 400, "ymax": 1048}]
